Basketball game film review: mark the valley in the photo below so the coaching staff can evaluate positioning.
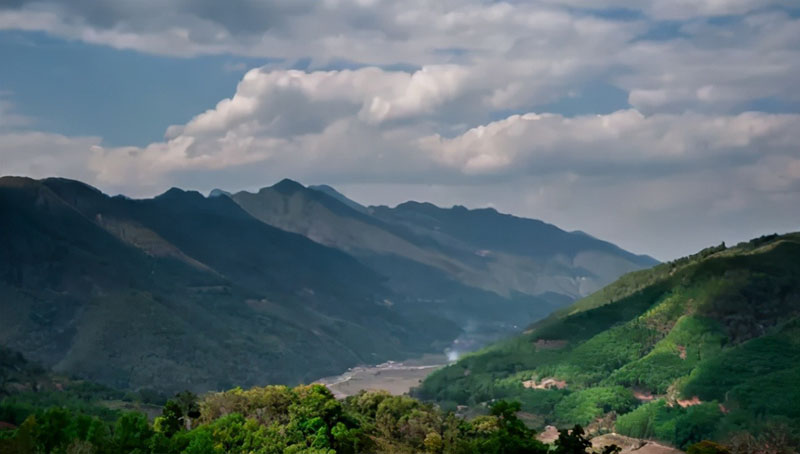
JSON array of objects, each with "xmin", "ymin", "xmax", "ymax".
[
  {"xmin": 0, "ymin": 176, "xmax": 654, "ymax": 395},
  {"xmin": 1, "ymin": 177, "xmax": 796, "ymax": 454},
  {"xmin": 315, "ymin": 354, "xmax": 449, "ymax": 398}
]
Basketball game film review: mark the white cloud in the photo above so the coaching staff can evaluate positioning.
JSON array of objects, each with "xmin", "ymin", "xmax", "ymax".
[
  {"xmin": 424, "ymin": 110, "xmax": 800, "ymax": 175},
  {"xmin": 621, "ymin": 12, "xmax": 800, "ymax": 113},
  {"xmin": 1, "ymin": 0, "xmax": 799, "ymax": 258},
  {"xmin": 0, "ymin": 131, "xmax": 99, "ymax": 181},
  {"xmin": 2, "ymin": 1, "xmax": 797, "ymax": 116}
]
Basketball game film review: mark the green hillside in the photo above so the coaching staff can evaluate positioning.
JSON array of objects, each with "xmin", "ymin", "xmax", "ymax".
[{"xmin": 416, "ymin": 233, "xmax": 800, "ymax": 449}]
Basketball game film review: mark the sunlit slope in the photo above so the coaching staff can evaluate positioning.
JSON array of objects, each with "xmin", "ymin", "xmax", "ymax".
[{"xmin": 417, "ymin": 233, "xmax": 800, "ymax": 448}]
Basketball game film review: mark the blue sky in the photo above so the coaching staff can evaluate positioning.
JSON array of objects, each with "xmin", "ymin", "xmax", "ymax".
[
  {"xmin": 1, "ymin": 0, "xmax": 799, "ymax": 259},
  {"xmin": 1, "ymin": 31, "xmax": 274, "ymax": 146},
  {"xmin": 0, "ymin": 30, "xmax": 640, "ymax": 146}
]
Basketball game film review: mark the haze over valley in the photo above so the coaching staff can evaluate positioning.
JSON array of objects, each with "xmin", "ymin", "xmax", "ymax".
[{"xmin": 0, "ymin": 176, "xmax": 657, "ymax": 393}]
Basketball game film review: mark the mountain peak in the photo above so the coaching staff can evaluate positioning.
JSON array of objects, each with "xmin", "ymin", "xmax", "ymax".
[
  {"xmin": 155, "ymin": 187, "xmax": 205, "ymax": 202},
  {"xmin": 271, "ymin": 178, "xmax": 305, "ymax": 194},
  {"xmin": 209, "ymin": 188, "xmax": 231, "ymax": 198},
  {"xmin": 395, "ymin": 200, "xmax": 438, "ymax": 211},
  {"xmin": 157, "ymin": 187, "xmax": 186, "ymax": 198}
]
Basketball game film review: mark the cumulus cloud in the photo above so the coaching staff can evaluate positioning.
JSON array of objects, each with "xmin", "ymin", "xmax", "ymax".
[
  {"xmin": 74, "ymin": 56, "xmax": 800, "ymax": 259},
  {"xmin": 1, "ymin": 0, "xmax": 799, "ymax": 258},
  {"xmin": 425, "ymin": 110, "xmax": 800, "ymax": 175},
  {"xmin": 84, "ymin": 64, "xmax": 800, "ymax": 205}
]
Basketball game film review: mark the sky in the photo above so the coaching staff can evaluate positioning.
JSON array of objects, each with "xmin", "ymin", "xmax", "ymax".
[{"xmin": 1, "ymin": 1, "xmax": 799, "ymax": 260}]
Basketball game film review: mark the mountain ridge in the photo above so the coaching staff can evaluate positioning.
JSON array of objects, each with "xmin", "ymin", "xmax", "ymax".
[{"xmin": 0, "ymin": 176, "xmax": 457, "ymax": 393}]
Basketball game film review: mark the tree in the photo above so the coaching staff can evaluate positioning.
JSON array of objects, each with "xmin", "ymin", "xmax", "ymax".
[
  {"xmin": 158, "ymin": 400, "xmax": 184, "ymax": 438},
  {"xmin": 425, "ymin": 431, "xmax": 444, "ymax": 453},
  {"xmin": 553, "ymin": 424, "xmax": 621, "ymax": 454},
  {"xmin": 35, "ymin": 407, "xmax": 75, "ymax": 453},
  {"xmin": 184, "ymin": 427, "xmax": 217, "ymax": 454},
  {"xmin": 173, "ymin": 391, "xmax": 200, "ymax": 429},
  {"xmin": 553, "ymin": 425, "xmax": 591, "ymax": 454},
  {"xmin": 479, "ymin": 401, "xmax": 548, "ymax": 454},
  {"xmin": 112, "ymin": 412, "xmax": 152, "ymax": 453}
]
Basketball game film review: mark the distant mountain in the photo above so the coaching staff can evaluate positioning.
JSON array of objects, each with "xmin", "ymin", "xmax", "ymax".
[
  {"xmin": 369, "ymin": 201, "xmax": 658, "ymax": 297},
  {"xmin": 308, "ymin": 184, "xmax": 369, "ymax": 214},
  {"xmin": 0, "ymin": 177, "xmax": 457, "ymax": 393},
  {"xmin": 416, "ymin": 233, "xmax": 800, "ymax": 449},
  {"xmin": 0, "ymin": 175, "xmax": 658, "ymax": 395},
  {"xmin": 231, "ymin": 180, "xmax": 656, "ymax": 342}
]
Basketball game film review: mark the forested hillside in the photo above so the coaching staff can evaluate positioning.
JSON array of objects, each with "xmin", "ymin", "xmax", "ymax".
[
  {"xmin": 417, "ymin": 233, "xmax": 800, "ymax": 449},
  {"xmin": 0, "ymin": 177, "xmax": 455, "ymax": 392}
]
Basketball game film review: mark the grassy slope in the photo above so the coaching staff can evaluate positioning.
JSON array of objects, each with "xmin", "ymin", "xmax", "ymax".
[{"xmin": 416, "ymin": 233, "xmax": 800, "ymax": 448}]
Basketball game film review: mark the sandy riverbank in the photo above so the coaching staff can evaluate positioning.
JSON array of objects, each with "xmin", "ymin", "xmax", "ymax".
[{"xmin": 315, "ymin": 354, "xmax": 449, "ymax": 398}]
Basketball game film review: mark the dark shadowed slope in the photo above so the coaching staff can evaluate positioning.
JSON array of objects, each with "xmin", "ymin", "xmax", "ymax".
[
  {"xmin": 0, "ymin": 177, "xmax": 457, "ymax": 393},
  {"xmin": 308, "ymin": 184, "xmax": 369, "ymax": 214}
]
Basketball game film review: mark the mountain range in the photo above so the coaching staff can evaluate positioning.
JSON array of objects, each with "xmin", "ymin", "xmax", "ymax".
[{"xmin": 0, "ymin": 176, "xmax": 655, "ymax": 393}]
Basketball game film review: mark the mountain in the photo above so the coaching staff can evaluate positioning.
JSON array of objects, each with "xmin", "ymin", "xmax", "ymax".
[
  {"xmin": 416, "ymin": 233, "xmax": 800, "ymax": 449},
  {"xmin": 0, "ymin": 177, "xmax": 457, "ymax": 393},
  {"xmin": 308, "ymin": 184, "xmax": 369, "ymax": 214},
  {"xmin": 231, "ymin": 180, "xmax": 656, "ymax": 345},
  {"xmin": 0, "ymin": 175, "xmax": 657, "ymax": 395},
  {"xmin": 368, "ymin": 201, "xmax": 658, "ymax": 298}
]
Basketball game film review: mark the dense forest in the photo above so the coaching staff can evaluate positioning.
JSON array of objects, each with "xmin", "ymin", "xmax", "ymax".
[
  {"xmin": 3, "ymin": 381, "xmax": 779, "ymax": 454},
  {"xmin": 416, "ymin": 234, "xmax": 800, "ymax": 452}
]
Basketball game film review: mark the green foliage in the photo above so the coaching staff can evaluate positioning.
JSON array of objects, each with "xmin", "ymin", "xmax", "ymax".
[
  {"xmin": 608, "ymin": 316, "xmax": 725, "ymax": 393},
  {"xmin": 113, "ymin": 412, "xmax": 153, "ymax": 453},
  {"xmin": 615, "ymin": 400, "xmax": 726, "ymax": 449},
  {"xmin": 419, "ymin": 233, "xmax": 800, "ymax": 449},
  {"xmin": 553, "ymin": 387, "xmax": 637, "ymax": 426},
  {"xmin": 673, "ymin": 403, "xmax": 725, "ymax": 449},
  {"xmin": 615, "ymin": 400, "xmax": 665, "ymax": 440},
  {"xmin": 0, "ymin": 388, "xmax": 562, "ymax": 454},
  {"xmin": 158, "ymin": 400, "xmax": 184, "ymax": 438}
]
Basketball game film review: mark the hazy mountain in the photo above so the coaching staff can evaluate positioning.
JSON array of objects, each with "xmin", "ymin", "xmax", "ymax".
[
  {"xmin": 231, "ymin": 180, "xmax": 656, "ymax": 342},
  {"xmin": 308, "ymin": 184, "xmax": 369, "ymax": 214},
  {"xmin": 0, "ymin": 175, "xmax": 658, "ymax": 395},
  {"xmin": 417, "ymin": 233, "xmax": 800, "ymax": 449},
  {"xmin": 369, "ymin": 201, "xmax": 658, "ymax": 297},
  {"xmin": 0, "ymin": 177, "xmax": 457, "ymax": 393}
]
